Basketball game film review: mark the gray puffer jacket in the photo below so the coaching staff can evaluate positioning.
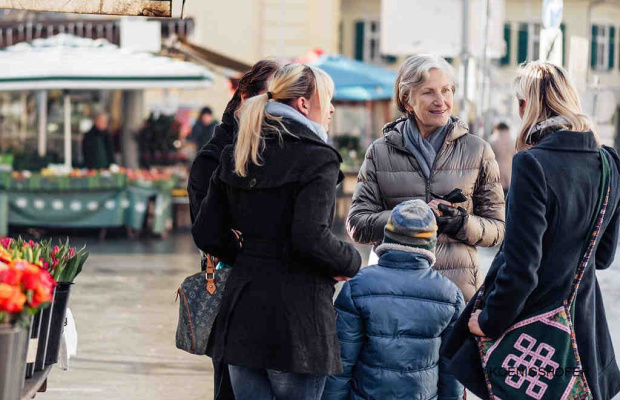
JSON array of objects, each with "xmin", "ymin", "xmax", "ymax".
[{"xmin": 347, "ymin": 116, "xmax": 505, "ymax": 301}]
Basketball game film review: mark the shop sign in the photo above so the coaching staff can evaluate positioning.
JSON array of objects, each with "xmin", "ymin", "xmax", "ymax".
[{"xmin": 0, "ymin": 0, "xmax": 185, "ymax": 18}]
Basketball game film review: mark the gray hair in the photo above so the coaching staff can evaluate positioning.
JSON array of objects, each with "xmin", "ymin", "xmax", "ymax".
[{"xmin": 395, "ymin": 55, "xmax": 456, "ymax": 116}]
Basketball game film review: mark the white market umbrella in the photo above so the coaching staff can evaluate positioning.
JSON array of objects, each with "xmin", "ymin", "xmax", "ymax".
[
  {"xmin": 0, "ymin": 33, "xmax": 213, "ymax": 90},
  {"xmin": 0, "ymin": 34, "xmax": 213, "ymax": 167}
]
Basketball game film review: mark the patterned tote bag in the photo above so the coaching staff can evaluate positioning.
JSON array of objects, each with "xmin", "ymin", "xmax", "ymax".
[{"xmin": 474, "ymin": 149, "xmax": 610, "ymax": 400}]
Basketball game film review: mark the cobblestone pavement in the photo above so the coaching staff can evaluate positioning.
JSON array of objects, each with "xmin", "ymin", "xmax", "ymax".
[{"xmin": 37, "ymin": 232, "xmax": 619, "ymax": 399}]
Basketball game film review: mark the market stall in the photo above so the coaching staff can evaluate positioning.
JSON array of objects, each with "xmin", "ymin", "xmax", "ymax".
[
  {"xmin": 0, "ymin": 169, "xmax": 176, "ymax": 237},
  {"xmin": 0, "ymin": 34, "xmax": 211, "ymax": 236}
]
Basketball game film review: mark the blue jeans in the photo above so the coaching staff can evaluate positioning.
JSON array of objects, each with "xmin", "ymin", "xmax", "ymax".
[{"xmin": 228, "ymin": 365, "xmax": 326, "ymax": 400}]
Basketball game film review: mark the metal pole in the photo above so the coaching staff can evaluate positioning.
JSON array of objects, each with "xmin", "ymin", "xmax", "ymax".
[
  {"xmin": 19, "ymin": 92, "xmax": 27, "ymax": 142},
  {"xmin": 63, "ymin": 93, "xmax": 71, "ymax": 170},
  {"xmin": 479, "ymin": 0, "xmax": 492, "ymax": 138},
  {"xmin": 37, "ymin": 91, "xmax": 47, "ymax": 157},
  {"xmin": 460, "ymin": 0, "xmax": 470, "ymax": 122}
]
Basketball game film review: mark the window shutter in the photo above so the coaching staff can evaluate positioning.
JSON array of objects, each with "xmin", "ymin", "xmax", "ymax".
[
  {"xmin": 501, "ymin": 23, "xmax": 511, "ymax": 65},
  {"xmin": 591, "ymin": 25, "xmax": 598, "ymax": 68},
  {"xmin": 609, "ymin": 25, "xmax": 615, "ymax": 70},
  {"xmin": 355, "ymin": 21, "xmax": 365, "ymax": 61},
  {"xmin": 382, "ymin": 55, "xmax": 398, "ymax": 64},
  {"xmin": 518, "ymin": 23, "xmax": 528, "ymax": 64},
  {"xmin": 561, "ymin": 23, "xmax": 566, "ymax": 66}
]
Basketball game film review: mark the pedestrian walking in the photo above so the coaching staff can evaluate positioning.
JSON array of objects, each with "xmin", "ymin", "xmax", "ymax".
[
  {"xmin": 347, "ymin": 54, "xmax": 505, "ymax": 302},
  {"xmin": 192, "ymin": 63, "xmax": 362, "ymax": 400},
  {"xmin": 187, "ymin": 59, "xmax": 279, "ymax": 400},
  {"xmin": 322, "ymin": 199, "xmax": 465, "ymax": 400},
  {"xmin": 488, "ymin": 122, "xmax": 515, "ymax": 195},
  {"xmin": 442, "ymin": 61, "xmax": 620, "ymax": 400}
]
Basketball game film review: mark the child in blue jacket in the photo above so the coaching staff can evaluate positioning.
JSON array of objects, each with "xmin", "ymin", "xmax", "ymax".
[{"xmin": 323, "ymin": 199, "xmax": 465, "ymax": 400}]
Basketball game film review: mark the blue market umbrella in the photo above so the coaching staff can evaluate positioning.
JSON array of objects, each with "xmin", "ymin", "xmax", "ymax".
[{"xmin": 309, "ymin": 55, "xmax": 396, "ymax": 102}]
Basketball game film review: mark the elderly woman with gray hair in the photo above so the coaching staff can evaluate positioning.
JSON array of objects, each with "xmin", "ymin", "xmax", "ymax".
[{"xmin": 347, "ymin": 54, "xmax": 505, "ymax": 301}]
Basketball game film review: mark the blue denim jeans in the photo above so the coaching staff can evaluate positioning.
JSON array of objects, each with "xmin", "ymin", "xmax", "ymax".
[{"xmin": 228, "ymin": 365, "xmax": 326, "ymax": 400}]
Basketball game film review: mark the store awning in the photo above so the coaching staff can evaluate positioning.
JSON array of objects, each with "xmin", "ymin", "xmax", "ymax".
[
  {"xmin": 170, "ymin": 37, "xmax": 253, "ymax": 76},
  {"xmin": 308, "ymin": 55, "xmax": 396, "ymax": 102},
  {"xmin": 0, "ymin": 34, "xmax": 213, "ymax": 90}
]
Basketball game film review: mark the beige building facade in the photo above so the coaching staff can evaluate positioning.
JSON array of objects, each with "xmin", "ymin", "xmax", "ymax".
[
  {"xmin": 179, "ymin": 0, "xmax": 342, "ymax": 118},
  {"xmin": 338, "ymin": 0, "xmax": 620, "ymax": 144}
]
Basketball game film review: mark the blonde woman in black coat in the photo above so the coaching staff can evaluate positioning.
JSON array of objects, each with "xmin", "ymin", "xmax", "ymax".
[
  {"xmin": 192, "ymin": 63, "xmax": 362, "ymax": 400},
  {"xmin": 443, "ymin": 61, "xmax": 620, "ymax": 400}
]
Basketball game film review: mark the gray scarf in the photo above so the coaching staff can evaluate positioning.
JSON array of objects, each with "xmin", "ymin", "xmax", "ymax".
[
  {"xmin": 528, "ymin": 116, "xmax": 569, "ymax": 145},
  {"xmin": 402, "ymin": 118, "xmax": 451, "ymax": 179},
  {"xmin": 264, "ymin": 101, "xmax": 329, "ymax": 143}
]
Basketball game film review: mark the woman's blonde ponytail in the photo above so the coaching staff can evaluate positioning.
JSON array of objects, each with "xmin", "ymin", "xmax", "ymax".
[{"xmin": 234, "ymin": 93, "xmax": 269, "ymax": 177}]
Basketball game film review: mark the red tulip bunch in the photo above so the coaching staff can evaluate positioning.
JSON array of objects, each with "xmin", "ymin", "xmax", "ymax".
[{"xmin": 0, "ymin": 246, "xmax": 56, "ymax": 326}]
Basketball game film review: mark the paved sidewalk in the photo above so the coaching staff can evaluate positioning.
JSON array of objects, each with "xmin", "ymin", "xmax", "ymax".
[
  {"xmin": 42, "ymin": 234, "xmax": 213, "ymax": 400},
  {"xmin": 37, "ymin": 233, "xmax": 620, "ymax": 400}
]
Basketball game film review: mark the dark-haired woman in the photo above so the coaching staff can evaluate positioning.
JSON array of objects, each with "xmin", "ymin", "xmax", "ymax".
[
  {"xmin": 187, "ymin": 59, "xmax": 279, "ymax": 400},
  {"xmin": 188, "ymin": 59, "xmax": 280, "ymax": 221}
]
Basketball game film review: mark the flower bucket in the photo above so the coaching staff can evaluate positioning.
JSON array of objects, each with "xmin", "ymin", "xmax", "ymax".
[
  {"xmin": 25, "ymin": 313, "xmax": 41, "ymax": 378},
  {"xmin": 35, "ymin": 297, "xmax": 54, "ymax": 371},
  {"xmin": 45, "ymin": 282, "xmax": 72, "ymax": 365},
  {"xmin": 0, "ymin": 324, "xmax": 29, "ymax": 400}
]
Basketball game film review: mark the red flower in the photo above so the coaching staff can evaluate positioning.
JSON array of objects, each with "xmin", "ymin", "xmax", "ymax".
[
  {"xmin": 0, "ymin": 238, "xmax": 13, "ymax": 249},
  {"xmin": 27, "ymin": 240, "xmax": 36, "ymax": 248},
  {"xmin": 51, "ymin": 246, "xmax": 60, "ymax": 258},
  {"xmin": 19, "ymin": 263, "xmax": 43, "ymax": 291},
  {"xmin": 68, "ymin": 248, "xmax": 76, "ymax": 258},
  {"xmin": 0, "ymin": 263, "xmax": 21, "ymax": 286},
  {"xmin": 0, "ymin": 283, "xmax": 27, "ymax": 313}
]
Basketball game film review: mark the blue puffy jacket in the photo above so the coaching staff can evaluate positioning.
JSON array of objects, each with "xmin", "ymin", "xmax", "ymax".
[{"xmin": 322, "ymin": 248, "xmax": 465, "ymax": 400}]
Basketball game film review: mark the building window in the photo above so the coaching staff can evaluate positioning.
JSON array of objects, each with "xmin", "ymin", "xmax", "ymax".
[
  {"xmin": 591, "ymin": 24, "xmax": 615, "ymax": 71},
  {"xmin": 354, "ymin": 20, "xmax": 396, "ymax": 65},
  {"xmin": 517, "ymin": 23, "xmax": 541, "ymax": 63}
]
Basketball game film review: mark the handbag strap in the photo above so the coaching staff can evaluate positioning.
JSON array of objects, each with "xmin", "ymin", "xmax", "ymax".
[
  {"xmin": 566, "ymin": 148, "xmax": 611, "ymax": 307},
  {"xmin": 205, "ymin": 254, "xmax": 219, "ymax": 295}
]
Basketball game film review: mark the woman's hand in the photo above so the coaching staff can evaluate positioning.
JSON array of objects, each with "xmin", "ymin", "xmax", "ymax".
[
  {"xmin": 333, "ymin": 276, "xmax": 351, "ymax": 282},
  {"xmin": 468, "ymin": 310, "xmax": 486, "ymax": 337},
  {"xmin": 428, "ymin": 199, "xmax": 453, "ymax": 216},
  {"xmin": 231, "ymin": 229, "xmax": 244, "ymax": 249}
]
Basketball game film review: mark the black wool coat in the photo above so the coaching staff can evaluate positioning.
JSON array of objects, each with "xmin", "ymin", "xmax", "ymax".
[
  {"xmin": 188, "ymin": 111, "xmax": 237, "ymax": 222},
  {"xmin": 192, "ymin": 118, "xmax": 362, "ymax": 375},
  {"xmin": 442, "ymin": 131, "xmax": 620, "ymax": 400}
]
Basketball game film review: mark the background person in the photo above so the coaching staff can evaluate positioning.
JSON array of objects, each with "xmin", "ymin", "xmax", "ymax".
[
  {"xmin": 192, "ymin": 63, "xmax": 362, "ymax": 400},
  {"xmin": 488, "ymin": 122, "xmax": 515, "ymax": 195},
  {"xmin": 443, "ymin": 61, "xmax": 620, "ymax": 400},
  {"xmin": 189, "ymin": 106, "xmax": 218, "ymax": 150},
  {"xmin": 82, "ymin": 112, "xmax": 115, "ymax": 169},
  {"xmin": 323, "ymin": 199, "xmax": 464, "ymax": 400},
  {"xmin": 346, "ymin": 54, "xmax": 505, "ymax": 302}
]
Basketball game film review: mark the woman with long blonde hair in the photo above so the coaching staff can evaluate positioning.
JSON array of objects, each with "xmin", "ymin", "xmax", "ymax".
[
  {"xmin": 443, "ymin": 61, "xmax": 620, "ymax": 400},
  {"xmin": 192, "ymin": 63, "xmax": 361, "ymax": 400}
]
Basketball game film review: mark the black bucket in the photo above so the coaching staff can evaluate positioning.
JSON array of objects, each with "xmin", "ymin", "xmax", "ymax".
[
  {"xmin": 45, "ymin": 282, "xmax": 72, "ymax": 366},
  {"xmin": 25, "ymin": 313, "xmax": 41, "ymax": 378},
  {"xmin": 35, "ymin": 293, "xmax": 54, "ymax": 371}
]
